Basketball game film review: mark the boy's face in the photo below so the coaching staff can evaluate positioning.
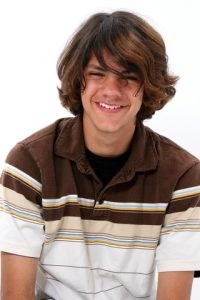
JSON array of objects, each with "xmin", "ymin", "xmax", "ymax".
[{"xmin": 81, "ymin": 52, "xmax": 143, "ymax": 138}]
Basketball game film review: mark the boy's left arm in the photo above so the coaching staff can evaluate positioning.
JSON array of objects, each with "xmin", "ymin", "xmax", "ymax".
[
  {"xmin": 156, "ymin": 161, "xmax": 200, "ymax": 299},
  {"xmin": 156, "ymin": 271, "xmax": 194, "ymax": 300}
]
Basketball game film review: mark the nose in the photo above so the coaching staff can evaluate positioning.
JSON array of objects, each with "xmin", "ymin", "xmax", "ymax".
[{"xmin": 100, "ymin": 74, "xmax": 122, "ymax": 98}]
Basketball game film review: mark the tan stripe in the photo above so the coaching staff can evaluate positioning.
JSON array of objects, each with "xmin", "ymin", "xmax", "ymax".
[
  {"xmin": 1, "ymin": 171, "xmax": 41, "ymax": 205},
  {"xmin": 0, "ymin": 184, "xmax": 42, "ymax": 213},
  {"xmin": 45, "ymin": 216, "xmax": 161, "ymax": 239},
  {"xmin": 163, "ymin": 206, "xmax": 200, "ymax": 226},
  {"xmin": 166, "ymin": 194, "xmax": 200, "ymax": 214}
]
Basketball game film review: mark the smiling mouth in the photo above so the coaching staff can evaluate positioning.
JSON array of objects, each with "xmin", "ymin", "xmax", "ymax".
[{"xmin": 98, "ymin": 102, "xmax": 125, "ymax": 110}]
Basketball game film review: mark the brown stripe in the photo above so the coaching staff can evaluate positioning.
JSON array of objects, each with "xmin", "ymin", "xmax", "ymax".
[
  {"xmin": 43, "ymin": 205, "xmax": 164, "ymax": 225},
  {"xmin": 1, "ymin": 172, "xmax": 42, "ymax": 206},
  {"xmin": 5, "ymin": 142, "xmax": 41, "ymax": 183},
  {"xmin": 166, "ymin": 195, "xmax": 200, "ymax": 214}
]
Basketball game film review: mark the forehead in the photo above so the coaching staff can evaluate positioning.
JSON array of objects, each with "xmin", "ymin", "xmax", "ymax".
[
  {"xmin": 86, "ymin": 50, "xmax": 140, "ymax": 76},
  {"xmin": 86, "ymin": 52, "xmax": 124, "ymax": 72}
]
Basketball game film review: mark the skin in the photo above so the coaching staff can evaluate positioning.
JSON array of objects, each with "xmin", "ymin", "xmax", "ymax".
[
  {"xmin": 156, "ymin": 271, "xmax": 194, "ymax": 300},
  {"xmin": 1, "ymin": 252, "xmax": 194, "ymax": 299},
  {"xmin": 1, "ymin": 52, "xmax": 194, "ymax": 299},
  {"xmin": 1, "ymin": 252, "xmax": 37, "ymax": 300},
  {"xmin": 81, "ymin": 51, "xmax": 143, "ymax": 157}
]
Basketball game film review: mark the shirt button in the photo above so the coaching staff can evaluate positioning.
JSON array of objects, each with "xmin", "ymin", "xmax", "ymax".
[{"xmin": 98, "ymin": 199, "xmax": 104, "ymax": 205}]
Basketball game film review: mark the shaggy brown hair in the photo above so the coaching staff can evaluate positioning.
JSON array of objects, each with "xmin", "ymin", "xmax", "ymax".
[{"xmin": 57, "ymin": 11, "xmax": 179, "ymax": 121}]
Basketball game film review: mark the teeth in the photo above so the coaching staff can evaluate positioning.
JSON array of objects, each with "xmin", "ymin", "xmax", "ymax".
[{"xmin": 99, "ymin": 102, "xmax": 121, "ymax": 110}]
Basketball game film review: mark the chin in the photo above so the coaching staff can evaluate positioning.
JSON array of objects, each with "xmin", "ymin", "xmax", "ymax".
[{"xmin": 95, "ymin": 123, "xmax": 123, "ymax": 134}]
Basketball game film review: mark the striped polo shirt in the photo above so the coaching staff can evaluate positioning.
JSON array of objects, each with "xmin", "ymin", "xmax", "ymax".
[{"xmin": 0, "ymin": 115, "xmax": 200, "ymax": 300}]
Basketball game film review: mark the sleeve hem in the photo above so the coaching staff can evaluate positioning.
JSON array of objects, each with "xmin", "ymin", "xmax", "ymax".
[
  {"xmin": 157, "ymin": 260, "xmax": 200, "ymax": 272},
  {"xmin": 0, "ymin": 243, "xmax": 41, "ymax": 258}
]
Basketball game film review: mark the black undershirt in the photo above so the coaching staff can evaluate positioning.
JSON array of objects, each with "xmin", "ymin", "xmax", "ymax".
[{"xmin": 85, "ymin": 148, "xmax": 130, "ymax": 186}]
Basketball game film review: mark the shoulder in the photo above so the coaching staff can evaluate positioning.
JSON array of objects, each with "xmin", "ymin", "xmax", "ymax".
[
  {"xmin": 145, "ymin": 125, "xmax": 199, "ymax": 167},
  {"xmin": 3, "ymin": 117, "xmax": 75, "ymax": 178},
  {"xmin": 142, "ymin": 125, "xmax": 200, "ymax": 189},
  {"xmin": 19, "ymin": 117, "xmax": 73, "ymax": 146},
  {"xmin": 9, "ymin": 117, "xmax": 76, "ymax": 156}
]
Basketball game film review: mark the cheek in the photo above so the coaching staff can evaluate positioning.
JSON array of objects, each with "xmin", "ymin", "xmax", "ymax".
[
  {"xmin": 80, "ymin": 94, "xmax": 87, "ymax": 111},
  {"xmin": 81, "ymin": 84, "xmax": 92, "ymax": 102},
  {"xmin": 134, "ymin": 87, "xmax": 144, "ymax": 104},
  {"xmin": 129, "ymin": 90, "xmax": 143, "ymax": 112},
  {"xmin": 81, "ymin": 85, "xmax": 89, "ymax": 105},
  {"xmin": 81, "ymin": 86, "xmax": 94, "ymax": 110},
  {"xmin": 128, "ymin": 88, "xmax": 143, "ymax": 102}
]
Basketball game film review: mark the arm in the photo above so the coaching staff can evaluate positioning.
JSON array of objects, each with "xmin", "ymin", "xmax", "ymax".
[
  {"xmin": 156, "ymin": 271, "xmax": 194, "ymax": 300},
  {"xmin": 1, "ymin": 252, "xmax": 38, "ymax": 300}
]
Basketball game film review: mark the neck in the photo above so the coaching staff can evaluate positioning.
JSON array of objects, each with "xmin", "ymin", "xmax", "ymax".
[{"xmin": 83, "ymin": 119, "xmax": 136, "ymax": 157}]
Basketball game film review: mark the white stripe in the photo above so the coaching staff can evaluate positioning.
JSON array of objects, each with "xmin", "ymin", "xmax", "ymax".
[
  {"xmin": 42, "ymin": 195, "xmax": 168, "ymax": 210},
  {"xmin": 172, "ymin": 185, "xmax": 200, "ymax": 197},
  {"xmin": 4, "ymin": 163, "xmax": 42, "ymax": 190}
]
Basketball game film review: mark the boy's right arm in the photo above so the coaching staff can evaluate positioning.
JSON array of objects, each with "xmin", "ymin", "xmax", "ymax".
[
  {"xmin": 1, "ymin": 252, "xmax": 38, "ymax": 300},
  {"xmin": 0, "ymin": 143, "xmax": 44, "ymax": 299}
]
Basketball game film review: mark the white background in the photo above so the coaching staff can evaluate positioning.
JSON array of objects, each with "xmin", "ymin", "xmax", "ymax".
[{"xmin": 0, "ymin": 0, "xmax": 199, "ymax": 298}]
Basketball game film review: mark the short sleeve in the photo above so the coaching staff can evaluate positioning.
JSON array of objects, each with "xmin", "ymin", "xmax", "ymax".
[
  {"xmin": 0, "ymin": 143, "xmax": 45, "ymax": 257},
  {"xmin": 156, "ymin": 162, "xmax": 200, "ymax": 272}
]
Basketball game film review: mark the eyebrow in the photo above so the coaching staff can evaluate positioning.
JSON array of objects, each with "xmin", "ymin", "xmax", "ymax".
[
  {"xmin": 86, "ymin": 64, "xmax": 105, "ymax": 71},
  {"xmin": 86, "ymin": 64, "xmax": 137, "ymax": 75}
]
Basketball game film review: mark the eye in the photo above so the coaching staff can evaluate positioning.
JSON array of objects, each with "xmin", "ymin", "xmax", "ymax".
[
  {"xmin": 122, "ymin": 75, "xmax": 139, "ymax": 82},
  {"xmin": 87, "ymin": 72, "xmax": 105, "ymax": 78}
]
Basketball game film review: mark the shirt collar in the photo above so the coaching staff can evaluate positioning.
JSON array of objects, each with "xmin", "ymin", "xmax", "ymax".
[
  {"xmin": 54, "ymin": 115, "xmax": 158, "ymax": 176},
  {"xmin": 54, "ymin": 115, "xmax": 85, "ymax": 162}
]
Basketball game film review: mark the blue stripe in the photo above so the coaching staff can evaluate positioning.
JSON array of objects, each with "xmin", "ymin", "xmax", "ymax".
[
  {"xmin": 42, "ymin": 195, "xmax": 168, "ymax": 211},
  {"xmin": 4, "ymin": 163, "xmax": 42, "ymax": 191}
]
